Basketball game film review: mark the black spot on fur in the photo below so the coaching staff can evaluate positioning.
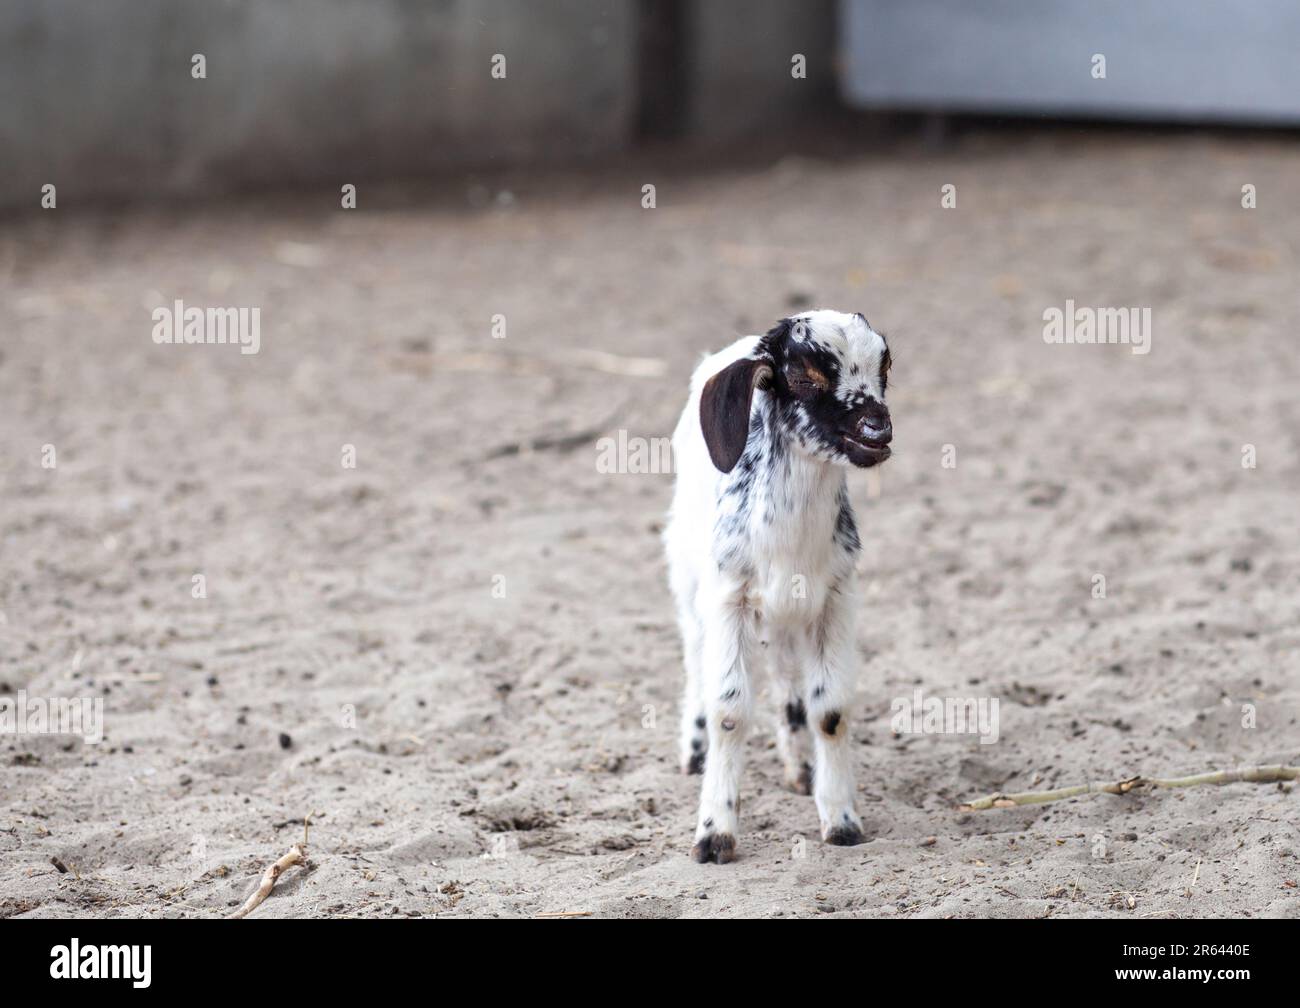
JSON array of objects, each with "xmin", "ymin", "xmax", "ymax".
[
  {"xmin": 785, "ymin": 698, "xmax": 807, "ymax": 730},
  {"xmin": 834, "ymin": 486, "xmax": 861, "ymax": 553},
  {"xmin": 722, "ymin": 476, "xmax": 751, "ymax": 499},
  {"xmin": 686, "ymin": 752, "xmax": 705, "ymax": 774},
  {"xmin": 821, "ymin": 711, "xmax": 841, "ymax": 736},
  {"xmin": 766, "ymin": 419, "xmax": 786, "ymax": 462},
  {"xmin": 695, "ymin": 715, "xmax": 706, "ymax": 730}
]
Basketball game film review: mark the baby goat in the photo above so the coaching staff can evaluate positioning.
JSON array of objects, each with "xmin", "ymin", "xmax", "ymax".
[{"xmin": 664, "ymin": 309, "xmax": 893, "ymax": 863}]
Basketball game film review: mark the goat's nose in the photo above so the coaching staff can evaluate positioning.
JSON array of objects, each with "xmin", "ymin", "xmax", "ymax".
[{"xmin": 858, "ymin": 418, "xmax": 892, "ymax": 445}]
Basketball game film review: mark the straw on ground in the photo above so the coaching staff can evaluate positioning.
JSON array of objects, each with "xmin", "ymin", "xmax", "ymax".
[{"xmin": 959, "ymin": 764, "xmax": 1300, "ymax": 811}]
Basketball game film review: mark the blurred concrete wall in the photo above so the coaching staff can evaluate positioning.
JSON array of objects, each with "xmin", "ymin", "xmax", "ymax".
[
  {"xmin": 1, "ymin": 0, "xmax": 636, "ymax": 207},
  {"xmin": 0, "ymin": 0, "xmax": 837, "ymax": 210},
  {"xmin": 688, "ymin": 1, "xmax": 836, "ymax": 136}
]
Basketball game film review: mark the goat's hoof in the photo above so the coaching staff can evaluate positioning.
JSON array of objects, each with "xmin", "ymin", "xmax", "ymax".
[
  {"xmin": 824, "ymin": 822, "xmax": 866, "ymax": 847},
  {"xmin": 690, "ymin": 831, "xmax": 736, "ymax": 864},
  {"xmin": 785, "ymin": 762, "xmax": 813, "ymax": 795},
  {"xmin": 682, "ymin": 752, "xmax": 705, "ymax": 775}
]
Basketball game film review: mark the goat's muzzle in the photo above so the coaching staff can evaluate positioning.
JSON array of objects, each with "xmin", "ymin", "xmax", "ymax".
[{"xmin": 840, "ymin": 406, "xmax": 892, "ymax": 467}]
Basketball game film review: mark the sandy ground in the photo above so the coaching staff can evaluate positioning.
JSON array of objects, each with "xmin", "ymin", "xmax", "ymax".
[{"xmin": 2, "ymin": 129, "xmax": 1299, "ymax": 919}]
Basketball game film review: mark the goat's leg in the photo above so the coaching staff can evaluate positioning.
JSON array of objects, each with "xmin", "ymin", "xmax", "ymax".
[
  {"xmin": 691, "ymin": 580, "xmax": 759, "ymax": 863},
  {"xmin": 769, "ymin": 630, "xmax": 813, "ymax": 795},
  {"xmin": 676, "ymin": 609, "xmax": 707, "ymax": 775},
  {"xmin": 805, "ymin": 582, "xmax": 866, "ymax": 845}
]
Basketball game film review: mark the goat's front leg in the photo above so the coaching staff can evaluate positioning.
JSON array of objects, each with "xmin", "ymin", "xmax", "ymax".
[
  {"xmin": 691, "ymin": 578, "xmax": 759, "ymax": 864},
  {"xmin": 805, "ymin": 580, "xmax": 866, "ymax": 846}
]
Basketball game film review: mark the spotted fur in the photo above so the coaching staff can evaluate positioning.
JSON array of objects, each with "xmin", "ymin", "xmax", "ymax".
[{"xmin": 665, "ymin": 310, "xmax": 893, "ymax": 862}]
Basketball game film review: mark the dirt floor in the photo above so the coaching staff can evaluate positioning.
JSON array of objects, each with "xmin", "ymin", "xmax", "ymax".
[{"xmin": 2, "ymin": 128, "xmax": 1299, "ymax": 918}]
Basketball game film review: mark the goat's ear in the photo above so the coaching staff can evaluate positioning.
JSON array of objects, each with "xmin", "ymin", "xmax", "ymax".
[{"xmin": 699, "ymin": 357, "xmax": 772, "ymax": 473}]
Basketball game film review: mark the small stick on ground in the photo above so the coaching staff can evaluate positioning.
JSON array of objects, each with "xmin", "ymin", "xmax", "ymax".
[
  {"xmin": 303, "ymin": 810, "xmax": 320, "ymax": 847},
  {"xmin": 429, "ymin": 349, "xmax": 666, "ymax": 379},
  {"xmin": 533, "ymin": 910, "xmax": 593, "ymax": 919},
  {"xmin": 228, "ymin": 843, "xmax": 307, "ymax": 920},
  {"xmin": 959, "ymin": 764, "xmax": 1300, "ymax": 812}
]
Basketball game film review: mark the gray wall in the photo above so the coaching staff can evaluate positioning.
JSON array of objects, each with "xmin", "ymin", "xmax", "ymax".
[
  {"xmin": 0, "ymin": 0, "xmax": 840, "ymax": 210},
  {"xmin": 0, "ymin": 0, "xmax": 638, "ymax": 207},
  {"xmin": 689, "ymin": 0, "xmax": 836, "ymax": 136}
]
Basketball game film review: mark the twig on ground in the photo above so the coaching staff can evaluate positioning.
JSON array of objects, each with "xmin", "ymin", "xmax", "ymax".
[
  {"xmin": 486, "ymin": 426, "xmax": 605, "ymax": 460},
  {"xmin": 429, "ymin": 348, "xmax": 666, "ymax": 379},
  {"xmin": 558, "ymin": 348, "xmax": 667, "ymax": 378},
  {"xmin": 534, "ymin": 910, "xmax": 593, "ymax": 919},
  {"xmin": 303, "ymin": 810, "xmax": 320, "ymax": 848},
  {"xmin": 1185, "ymin": 857, "xmax": 1202, "ymax": 898},
  {"xmin": 484, "ymin": 406, "xmax": 628, "ymax": 461},
  {"xmin": 959, "ymin": 764, "xmax": 1300, "ymax": 811},
  {"xmin": 228, "ymin": 843, "xmax": 307, "ymax": 920}
]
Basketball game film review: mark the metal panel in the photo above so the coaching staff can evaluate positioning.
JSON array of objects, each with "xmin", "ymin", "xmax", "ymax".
[{"xmin": 840, "ymin": 0, "xmax": 1300, "ymax": 123}]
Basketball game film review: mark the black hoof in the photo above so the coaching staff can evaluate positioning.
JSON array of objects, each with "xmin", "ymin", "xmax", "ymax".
[
  {"xmin": 690, "ymin": 832, "xmax": 736, "ymax": 864},
  {"xmin": 825, "ymin": 823, "xmax": 866, "ymax": 846}
]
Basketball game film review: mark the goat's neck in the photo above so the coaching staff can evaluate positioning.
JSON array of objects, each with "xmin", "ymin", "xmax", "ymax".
[
  {"xmin": 785, "ymin": 445, "xmax": 845, "ymax": 507},
  {"xmin": 754, "ymin": 423, "xmax": 846, "ymax": 525}
]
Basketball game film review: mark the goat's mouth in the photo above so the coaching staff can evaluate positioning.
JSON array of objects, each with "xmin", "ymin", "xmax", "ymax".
[{"xmin": 840, "ymin": 433, "xmax": 892, "ymax": 467}]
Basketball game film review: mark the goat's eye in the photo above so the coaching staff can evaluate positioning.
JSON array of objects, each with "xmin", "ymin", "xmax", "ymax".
[{"xmin": 788, "ymin": 365, "xmax": 829, "ymax": 393}]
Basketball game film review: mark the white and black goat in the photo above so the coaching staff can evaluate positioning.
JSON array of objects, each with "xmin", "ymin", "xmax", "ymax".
[{"xmin": 664, "ymin": 309, "xmax": 893, "ymax": 863}]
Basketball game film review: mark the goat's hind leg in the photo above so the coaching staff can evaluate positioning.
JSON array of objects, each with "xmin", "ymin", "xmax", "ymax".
[
  {"xmin": 691, "ymin": 580, "xmax": 760, "ymax": 864},
  {"xmin": 770, "ymin": 630, "xmax": 813, "ymax": 795},
  {"xmin": 676, "ymin": 607, "xmax": 707, "ymax": 775},
  {"xmin": 670, "ymin": 555, "xmax": 708, "ymax": 774}
]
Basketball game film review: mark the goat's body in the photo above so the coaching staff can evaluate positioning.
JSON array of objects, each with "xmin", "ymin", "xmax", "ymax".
[
  {"xmin": 666, "ymin": 333, "xmax": 867, "ymax": 860},
  {"xmin": 667, "ymin": 339, "xmax": 858, "ymax": 630}
]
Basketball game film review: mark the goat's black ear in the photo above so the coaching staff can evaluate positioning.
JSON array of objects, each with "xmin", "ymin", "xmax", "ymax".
[{"xmin": 699, "ymin": 357, "xmax": 772, "ymax": 473}]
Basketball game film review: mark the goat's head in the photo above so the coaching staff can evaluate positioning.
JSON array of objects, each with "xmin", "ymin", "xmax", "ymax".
[{"xmin": 701, "ymin": 310, "xmax": 892, "ymax": 473}]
